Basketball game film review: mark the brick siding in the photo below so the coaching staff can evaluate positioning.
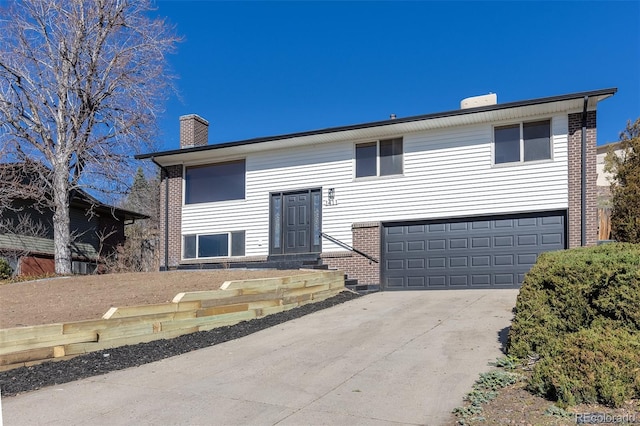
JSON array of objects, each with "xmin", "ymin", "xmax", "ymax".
[
  {"xmin": 160, "ymin": 165, "xmax": 183, "ymax": 268},
  {"xmin": 568, "ymin": 111, "xmax": 598, "ymax": 248},
  {"xmin": 322, "ymin": 222, "xmax": 380, "ymax": 285}
]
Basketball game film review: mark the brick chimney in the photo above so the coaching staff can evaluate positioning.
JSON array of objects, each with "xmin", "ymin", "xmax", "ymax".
[{"xmin": 179, "ymin": 114, "xmax": 209, "ymax": 149}]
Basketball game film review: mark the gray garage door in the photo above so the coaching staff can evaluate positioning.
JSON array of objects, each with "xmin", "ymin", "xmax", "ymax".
[{"xmin": 382, "ymin": 211, "xmax": 566, "ymax": 290}]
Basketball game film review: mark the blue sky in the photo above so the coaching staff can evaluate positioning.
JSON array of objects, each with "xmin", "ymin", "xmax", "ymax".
[{"xmin": 153, "ymin": 1, "xmax": 640, "ymax": 151}]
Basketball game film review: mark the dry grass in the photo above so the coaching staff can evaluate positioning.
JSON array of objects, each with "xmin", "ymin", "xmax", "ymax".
[{"xmin": 0, "ymin": 270, "xmax": 309, "ymax": 328}]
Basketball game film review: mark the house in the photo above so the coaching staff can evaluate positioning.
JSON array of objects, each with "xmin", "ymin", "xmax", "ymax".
[
  {"xmin": 0, "ymin": 171, "xmax": 148, "ymax": 276},
  {"xmin": 137, "ymin": 88, "xmax": 616, "ymax": 290},
  {"xmin": 596, "ymin": 141, "xmax": 624, "ymax": 240},
  {"xmin": 596, "ymin": 141, "xmax": 623, "ymax": 194}
]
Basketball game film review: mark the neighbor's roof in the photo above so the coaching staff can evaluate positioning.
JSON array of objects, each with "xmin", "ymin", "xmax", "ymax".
[
  {"xmin": 0, "ymin": 162, "xmax": 149, "ymax": 221},
  {"xmin": 137, "ymin": 88, "xmax": 617, "ymax": 166},
  {"xmin": 596, "ymin": 140, "xmax": 623, "ymax": 154},
  {"xmin": 69, "ymin": 189, "xmax": 149, "ymax": 222}
]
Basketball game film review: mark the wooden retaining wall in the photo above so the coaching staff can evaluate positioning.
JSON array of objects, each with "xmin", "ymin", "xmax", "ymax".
[{"xmin": 0, "ymin": 271, "xmax": 345, "ymax": 371}]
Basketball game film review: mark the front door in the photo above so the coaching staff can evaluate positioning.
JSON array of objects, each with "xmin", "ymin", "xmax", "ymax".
[{"xmin": 270, "ymin": 189, "xmax": 322, "ymax": 255}]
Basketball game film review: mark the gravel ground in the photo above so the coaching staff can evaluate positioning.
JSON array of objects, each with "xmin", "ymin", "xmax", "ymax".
[{"xmin": 0, "ymin": 291, "xmax": 360, "ymax": 397}]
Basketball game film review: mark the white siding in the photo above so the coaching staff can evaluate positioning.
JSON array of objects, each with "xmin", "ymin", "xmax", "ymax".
[{"xmin": 182, "ymin": 115, "xmax": 569, "ymax": 257}]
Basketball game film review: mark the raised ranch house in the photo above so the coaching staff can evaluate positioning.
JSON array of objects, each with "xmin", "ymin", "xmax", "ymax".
[{"xmin": 138, "ymin": 88, "xmax": 616, "ymax": 291}]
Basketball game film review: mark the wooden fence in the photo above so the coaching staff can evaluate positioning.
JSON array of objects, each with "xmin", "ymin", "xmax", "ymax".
[
  {"xmin": 598, "ymin": 207, "xmax": 612, "ymax": 240},
  {"xmin": 0, "ymin": 270, "xmax": 345, "ymax": 371}
]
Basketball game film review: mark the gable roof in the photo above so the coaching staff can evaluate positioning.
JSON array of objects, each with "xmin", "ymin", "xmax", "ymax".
[
  {"xmin": 68, "ymin": 188, "xmax": 148, "ymax": 222},
  {"xmin": 137, "ymin": 88, "xmax": 617, "ymax": 166}
]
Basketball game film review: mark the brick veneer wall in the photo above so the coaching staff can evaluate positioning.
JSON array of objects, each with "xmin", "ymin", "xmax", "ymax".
[
  {"xmin": 322, "ymin": 222, "xmax": 380, "ymax": 285},
  {"xmin": 160, "ymin": 165, "xmax": 183, "ymax": 269},
  {"xmin": 179, "ymin": 115, "xmax": 209, "ymax": 148},
  {"xmin": 568, "ymin": 110, "xmax": 598, "ymax": 248}
]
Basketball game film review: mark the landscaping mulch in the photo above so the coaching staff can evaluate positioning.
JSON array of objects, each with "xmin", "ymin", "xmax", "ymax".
[{"xmin": 0, "ymin": 291, "xmax": 360, "ymax": 397}]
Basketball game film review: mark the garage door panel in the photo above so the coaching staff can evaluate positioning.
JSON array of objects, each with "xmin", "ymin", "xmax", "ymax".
[
  {"xmin": 472, "ymin": 237, "xmax": 491, "ymax": 248},
  {"xmin": 428, "ymin": 257, "xmax": 446, "ymax": 268},
  {"xmin": 407, "ymin": 258, "xmax": 425, "ymax": 269},
  {"xmin": 471, "ymin": 275, "xmax": 491, "ymax": 286},
  {"xmin": 407, "ymin": 276, "xmax": 425, "ymax": 287},
  {"xmin": 386, "ymin": 259, "xmax": 404, "ymax": 270},
  {"xmin": 386, "ymin": 277, "xmax": 404, "ymax": 288},
  {"xmin": 428, "ymin": 239, "xmax": 446, "ymax": 250},
  {"xmin": 542, "ymin": 216, "xmax": 563, "ymax": 225},
  {"xmin": 382, "ymin": 211, "xmax": 565, "ymax": 290},
  {"xmin": 494, "ymin": 235, "xmax": 514, "ymax": 247},
  {"xmin": 542, "ymin": 233, "xmax": 563, "ymax": 245},
  {"xmin": 449, "ymin": 257, "xmax": 468, "ymax": 268},
  {"xmin": 407, "ymin": 241, "xmax": 425, "ymax": 251},
  {"xmin": 472, "ymin": 256, "xmax": 491, "ymax": 267},
  {"xmin": 494, "ymin": 274, "xmax": 516, "ymax": 285},
  {"xmin": 450, "ymin": 275, "xmax": 469, "ymax": 286},
  {"xmin": 518, "ymin": 234, "xmax": 538, "ymax": 246},
  {"xmin": 407, "ymin": 225, "xmax": 425, "ymax": 233},
  {"xmin": 386, "ymin": 242, "xmax": 404, "ymax": 252},
  {"xmin": 494, "ymin": 254, "xmax": 514, "ymax": 266},
  {"xmin": 449, "ymin": 222, "xmax": 469, "ymax": 231},
  {"xmin": 494, "ymin": 219, "xmax": 516, "ymax": 228},
  {"xmin": 517, "ymin": 253, "xmax": 538, "ymax": 265}
]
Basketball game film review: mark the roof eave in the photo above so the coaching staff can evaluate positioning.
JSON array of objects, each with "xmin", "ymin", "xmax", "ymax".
[{"xmin": 137, "ymin": 87, "xmax": 617, "ymax": 165}]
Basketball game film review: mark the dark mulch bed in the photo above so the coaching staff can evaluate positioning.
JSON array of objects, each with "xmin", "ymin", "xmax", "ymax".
[{"xmin": 1, "ymin": 291, "xmax": 360, "ymax": 397}]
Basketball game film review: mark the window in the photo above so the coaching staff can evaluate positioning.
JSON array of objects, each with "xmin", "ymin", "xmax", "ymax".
[
  {"xmin": 185, "ymin": 160, "xmax": 245, "ymax": 204},
  {"xmin": 183, "ymin": 231, "xmax": 245, "ymax": 259},
  {"xmin": 494, "ymin": 120, "xmax": 551, "ymax": 164},
  {"xmin": 355, "ymin": 138, "xmax": 403, "ymax": 177}
]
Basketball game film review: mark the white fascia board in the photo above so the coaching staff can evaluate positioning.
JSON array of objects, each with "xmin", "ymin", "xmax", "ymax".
[{"xmin": 153, "ymin": 95, "xmax": 611, "ymax": 167}]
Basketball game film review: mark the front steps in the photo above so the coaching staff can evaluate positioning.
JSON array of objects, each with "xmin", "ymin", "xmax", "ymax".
[{"xmin": 176, "ymin": 253, "xmax": 380, "ymax": 294}]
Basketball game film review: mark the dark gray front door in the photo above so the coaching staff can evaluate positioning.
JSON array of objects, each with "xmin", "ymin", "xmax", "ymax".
[
  {"xmin": 382, "ymin": 211, "xmax": 566, "ymax": 290},
  {"xmin": 270, "ymin": 189, "xmax": 322, "ymax": 255}
]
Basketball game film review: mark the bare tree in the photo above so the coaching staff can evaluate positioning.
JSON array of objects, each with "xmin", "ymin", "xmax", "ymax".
[{"xmin": 0, "ymin": 0, "xmax": 179, "ymax": 274}]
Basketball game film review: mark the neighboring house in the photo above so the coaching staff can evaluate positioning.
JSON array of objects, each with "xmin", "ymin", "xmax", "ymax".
[
  {"xmin": 596, "ymin": 141, "xmax": 624, "ymax": 240},
  {"xmin": 137, "ymin": 88, "xmax": 616, "ymax": 290},
  {"xmin": 0, "ymin": 185, "xmax": 147, "ymax": 276},
  {"xmin": 596, "ymin": 141, "xmax": 623, "ymax": 198}
]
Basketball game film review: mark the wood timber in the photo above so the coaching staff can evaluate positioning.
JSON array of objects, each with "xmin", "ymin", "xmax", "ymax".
[{"xmin": 0, "ymin": 270, "xmax": 345, "ymax": 370}]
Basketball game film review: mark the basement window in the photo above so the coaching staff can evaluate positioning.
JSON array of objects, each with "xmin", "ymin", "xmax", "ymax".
[
  {"xmin": 183, "ymin": 231, "xmax": 245, "ymax": 259},
  {"xmin": 355, "ymin": 138, "xmax": 403, "ymax": 178},
  {"xmin": 494, "ymin": 120, "xmax": 551, "ymax": 164}
]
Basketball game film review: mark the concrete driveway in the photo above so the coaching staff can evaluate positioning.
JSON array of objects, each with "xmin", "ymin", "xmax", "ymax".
[{"xmin": 2, "ymin": 290, "xmax": 518, "ymax": 425}]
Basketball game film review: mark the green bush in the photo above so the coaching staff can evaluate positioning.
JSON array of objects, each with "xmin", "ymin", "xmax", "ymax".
[
  {"xmin": 0, "ymin": 257, "xmax": 12, "ymax": 280},
  {"xmin": 507, "ymin": 243, "xmax": 640, "ymax": 407},
  {"xmin": 528, "ymin": 327, "xmax": 640, "ymax": 407}
]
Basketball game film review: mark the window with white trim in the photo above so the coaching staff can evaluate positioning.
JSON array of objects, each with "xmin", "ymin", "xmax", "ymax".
[
  {"xmin": 355, "ymin": 137, "xmax": 403, "ymax": 177},
  {"xmin": 183, "ymin": 231, "xmax": 245, "ymax": 259},
  {"xmin": 494, "ymin": 120, "xmax": 551, "ymax": 164}
]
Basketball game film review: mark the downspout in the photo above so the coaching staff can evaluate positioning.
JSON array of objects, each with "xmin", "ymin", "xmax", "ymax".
[
  {"xmin": 151, "ymin": 157, "xmax": 170, "ymax": 271},
  {"xmin": 581, "ymin": 96, "xmax": 589, "ymax": 246}
]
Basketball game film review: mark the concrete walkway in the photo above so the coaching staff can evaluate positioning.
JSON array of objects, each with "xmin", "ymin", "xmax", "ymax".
[{"xmin": 2, "ymin": 290, "xmax": 518, "ymax": 425}]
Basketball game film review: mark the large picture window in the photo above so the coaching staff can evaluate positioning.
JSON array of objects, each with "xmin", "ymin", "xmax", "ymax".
[
  {"xmin": 183, "ymin": 231, "xmax": 245, "ymax": 259},
  {"xmin": 185, "ymin": 160, "xmax": 245, "ymax": 204},
  {"xmin": 355, "ymin": 138, "xmax": 403, "ymax": 178},
  {"xmin": 494, "ymin": 120, "xmax": 551, "ymax": 164}
]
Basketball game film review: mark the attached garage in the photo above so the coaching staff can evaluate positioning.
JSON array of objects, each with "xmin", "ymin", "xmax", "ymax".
[{"xmin": 382, "ymin": 211, "xmax": 566, "ymax": 290}]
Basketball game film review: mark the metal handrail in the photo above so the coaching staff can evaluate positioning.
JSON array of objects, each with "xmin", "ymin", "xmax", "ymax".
[{"xmin": 320, "ymin": 232, "xmax": 379, "ymax": 264}]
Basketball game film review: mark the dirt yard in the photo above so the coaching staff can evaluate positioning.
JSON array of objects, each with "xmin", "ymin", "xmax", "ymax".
[{"xmin": 0, "ymin": 270, "xmax": 308, "ymax": 329}]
